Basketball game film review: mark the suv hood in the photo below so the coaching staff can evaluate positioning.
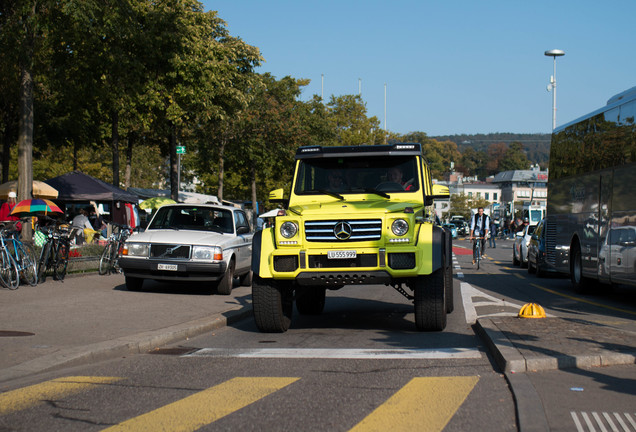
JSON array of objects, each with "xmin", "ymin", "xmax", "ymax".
[{"xmin": 289, "ymin": 200, "xmax": 422, "ymax": 216}]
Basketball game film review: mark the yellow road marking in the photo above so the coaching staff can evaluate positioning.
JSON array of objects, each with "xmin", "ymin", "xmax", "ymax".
[
  {"xmin": 349, "ymin": 376, "xmax": 479, "ymax": 432},
  {"xmin": 530, "ymin": 283, "xmax": 636, "ymax": 316},
  {"xmin": 513, "ymin": 273, "xmax": 524, "ymax": 279},
  {"xmin": 0, "ymin": 376, "xmax": 123, "ymax": 415},
  {"xmin": 102, "ymin": 377, "xmax": 299, "ymax": 432}
]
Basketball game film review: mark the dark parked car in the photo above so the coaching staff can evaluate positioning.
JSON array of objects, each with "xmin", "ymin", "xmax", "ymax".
[{"xmin": 527, "ymin": 219, "xmax": 555, "ymax": 277}]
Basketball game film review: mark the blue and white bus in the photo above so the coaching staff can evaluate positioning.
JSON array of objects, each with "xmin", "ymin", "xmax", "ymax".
[{"xmin": 546, "ymin": 86, "xmax": 636, "ymax": 291}]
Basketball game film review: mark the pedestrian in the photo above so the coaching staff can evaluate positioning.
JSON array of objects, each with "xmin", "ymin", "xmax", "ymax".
[
  {"xmin": 489, "ymin": 220, "xmax": 497, "ymax": 248},
  {"xmin": 0, "ymin": 191, "xmax": 18, "ymax": 222}
]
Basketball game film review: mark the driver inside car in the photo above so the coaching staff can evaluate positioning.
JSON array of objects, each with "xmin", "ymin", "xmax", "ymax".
[{"xmin": 386, "ymin": 167, "xmax": 414, "ymax": 191}]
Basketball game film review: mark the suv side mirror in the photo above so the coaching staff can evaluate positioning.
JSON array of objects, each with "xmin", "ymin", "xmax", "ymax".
[
  {"xmin": 269, "ymin": 188, "xmax": 288, "ymax": 206},
  {"xmin": 425, "ymin": 184, "xmax": 450, "ymax": 206}
]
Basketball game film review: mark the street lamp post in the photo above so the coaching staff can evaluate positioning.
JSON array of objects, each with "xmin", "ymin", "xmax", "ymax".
[{"xmin": 545, "ymin": 49, "xmax": 565, "ymax": 130}]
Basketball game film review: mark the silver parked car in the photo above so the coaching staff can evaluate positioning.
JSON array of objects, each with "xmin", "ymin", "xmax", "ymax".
[
  {"xmin": 513, "ymin": 224, "xmax": 536, "ymax": 268},
  {"xmin": 118, "ymin": 204, "xmax": 253, "ymax": 294}
]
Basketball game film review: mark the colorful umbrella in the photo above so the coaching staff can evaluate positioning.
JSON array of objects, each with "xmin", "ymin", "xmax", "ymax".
[
  {"xmin": 10, "ymin": 199, "xmax": 63, "ymax": 217},
  {"xmin": 139, "ymin": 197, "xmax": 176, "ymax": 210}
]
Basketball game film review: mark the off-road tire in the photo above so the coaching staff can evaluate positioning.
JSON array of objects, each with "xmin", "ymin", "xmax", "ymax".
[
  {"xmin": 414, "ymin": 268, "xmax": 446, "ymax": 331},
  {"xmin": 217, "ymin": 259, "xmax": 235, "ymax": 295},
  {"xmin": 125, "ymin": 276, "xmax": 144, "ymax": 291},
  {"xmin": 296, "ymin": 287, "xmax": 326, "ymax": 315},
  {"xmin": 252, "ymin": 275, "xmax": 293, "ymax": 332},
  {"xmin": 444, "ymin": 254, "xmax": 454, "ymax": 313}
]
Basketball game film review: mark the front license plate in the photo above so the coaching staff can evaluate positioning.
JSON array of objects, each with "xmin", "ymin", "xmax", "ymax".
[
  {"xmin": 157, "ymin": 263, "xmax": 178, "ymax": 271},
  {"xmin": 327, "ymin": 250, "xmax": 357, "ymax": 259}
]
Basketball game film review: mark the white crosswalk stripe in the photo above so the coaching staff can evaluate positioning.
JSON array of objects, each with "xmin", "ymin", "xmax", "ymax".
[
  {"xmin": 571, "ymin": 411, "xmax": 636, "ymax": 432},
  {"xmin": 185, "ymin": 347, "xmax": 481, "ymax": 359}
]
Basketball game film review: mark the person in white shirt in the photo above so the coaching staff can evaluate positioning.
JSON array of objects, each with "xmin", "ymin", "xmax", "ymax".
[
  {"xmin": 469, "ymin": 207, "xmax": 490, "ymax": 265},
  {"xmin": 72, "ymin": 207, "xmax": 93, "ymax": 244}
]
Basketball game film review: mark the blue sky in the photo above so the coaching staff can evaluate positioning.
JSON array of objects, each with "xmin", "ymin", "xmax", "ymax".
[{"xmin": 202, "ymin": 0, "xmax": 635, "ymax": 136}]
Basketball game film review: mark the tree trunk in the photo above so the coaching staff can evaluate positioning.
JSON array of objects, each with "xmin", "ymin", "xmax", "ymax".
[
  {"xmin": 111, "ymin": 110, "xmax": 120, "ymax": 187},
  {"xmin": 251, "ymin": 165, "xmax": 258, "ymax": 225},
  {"xmin": 169, "ymin": 124, "xmax": 178, "ymax": 201},
  {"xmin": 124, "ymin": 133, "xmax": 134, "ymax": 188},
  {"xmin": 218, "ymin": 135, "xmax": 225, "ymax": 201},
  {"xmin": 18, "ymin": 53, "xmax": 34, "ymax": 241}
]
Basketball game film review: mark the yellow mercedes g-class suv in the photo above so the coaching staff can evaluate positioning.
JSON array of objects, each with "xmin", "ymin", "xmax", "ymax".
[{"xmin": 251, "ymin": 143, "xmax": 453, "ymax": 332}]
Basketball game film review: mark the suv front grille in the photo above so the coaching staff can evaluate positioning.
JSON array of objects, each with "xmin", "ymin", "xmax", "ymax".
[
  {"xmin": 305, "ymin": 219, "xmax": 382, "ymax": 242},
  {"xmin": 150, "ymin": 244, "xmax": 191, "ymax": 259}
]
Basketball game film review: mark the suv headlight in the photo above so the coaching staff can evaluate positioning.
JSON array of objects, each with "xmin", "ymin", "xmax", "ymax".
[
  {"xmin": 193, "ymin": 246, "xmax": 223, "ymax": 261},
  {"xmin": 391, "ymin": 219, "xmax": 409, "ymax": 236},
  {"xmin": 280, "ymin": 221, "xmax": 298, "ymax": 238},
  {"xmin": 123, "ymin": 242, "xmax": 149, "ymax": 257}
]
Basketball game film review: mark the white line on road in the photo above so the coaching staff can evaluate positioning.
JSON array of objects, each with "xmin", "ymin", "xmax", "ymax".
[{"xmin": 185, "ymin": 348, "xmax": 482, "ymax": 360}]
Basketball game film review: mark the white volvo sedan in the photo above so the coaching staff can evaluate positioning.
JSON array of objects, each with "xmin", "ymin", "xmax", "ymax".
[{"xmin": 118, "ymin": 203, "xmax": 253, "ymax": 294}]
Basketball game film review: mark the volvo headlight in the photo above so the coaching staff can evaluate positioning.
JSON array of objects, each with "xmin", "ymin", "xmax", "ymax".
[
  {"xmin": 193, "ymin": 246, "xmax": 222, "ymax": 261},
  {"xmin": 391, "ymin": 219, "xmax": 409, "ymax": 236},
  {"xmin": 123, "ymin": 242, "xmax": 149, "ymax": 257},
  {"xmin": 280, "ymin": 221, "xmax": 298, "ymax": 238}
]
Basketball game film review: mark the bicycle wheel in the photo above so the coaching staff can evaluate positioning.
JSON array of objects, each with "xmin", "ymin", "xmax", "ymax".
[
  {"xmin": 17, "ymin": 243, "xmax": 38, "ymax": 286},
  {"xmin": 476, "ymin": 242, "xmax": 481, "ymax": 270},
  {"xmin": 54, "ymin": 240, "xmax": 69, "ymax": 281},
  {"xmin": 99, "ymin": 242, "xmax": 116, "ymax": 275},
  {"xmin": 0, "ymin": 248, "xmax": 20, "ymax": 289},
  {"xmin": 37, "ymin": 242, "xmax": 51, "ymax": 283}
]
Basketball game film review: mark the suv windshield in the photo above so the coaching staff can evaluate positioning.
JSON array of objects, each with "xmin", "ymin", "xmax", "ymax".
[
  {"xmin": 294, "ymin": 155, "xmax": 419, "ymax": 195},
  {"xmin": 148, "ymin": 206, "xmax": 234, "ymax": 233}
]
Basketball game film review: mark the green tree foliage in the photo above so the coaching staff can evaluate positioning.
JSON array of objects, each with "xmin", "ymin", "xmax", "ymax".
[
  {"xmin": 1, "ymin": 0, "xmax": 544, "ymax": 212},
  {"xmin": 499, "ymin": 142, "xmax": 530, "ymax": 171},
  {"xmin": 399, "ymin": 132, "xmax": 461, "ymax": 178},
  {"xmin": 327, "ymin": 95, "xmax": 386, "ymax": 146}
]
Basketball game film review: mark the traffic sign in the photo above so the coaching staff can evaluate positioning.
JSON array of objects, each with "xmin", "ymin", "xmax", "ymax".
[{"xmin": 176, "ymin": 146, "xmax": 186, "ymax": 154}]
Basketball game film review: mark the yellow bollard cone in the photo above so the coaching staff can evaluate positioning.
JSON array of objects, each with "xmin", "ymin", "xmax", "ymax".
[{"xmin": 518, "ymin": 303, "xmax": 546, "ymax": 319}]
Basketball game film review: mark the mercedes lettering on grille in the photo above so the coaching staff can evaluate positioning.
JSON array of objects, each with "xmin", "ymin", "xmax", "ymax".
[{"xmin": 333, "ymin": 222, "xmax": 352, "ymax": 240}]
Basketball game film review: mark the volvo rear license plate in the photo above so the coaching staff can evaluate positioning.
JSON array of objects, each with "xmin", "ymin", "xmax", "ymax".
[
  {"xmin": 328, "ymin": 250, "xmax": 357, "ymax": 259},
  {"xmin": 158, "ymin": 263, "xmax": 178, "ymax": 271}
]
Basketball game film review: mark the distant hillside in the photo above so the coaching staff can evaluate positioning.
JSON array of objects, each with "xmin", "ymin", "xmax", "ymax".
[{"xmin": 432, "ymin": 133, "xmax": 551, "ymax": 166}]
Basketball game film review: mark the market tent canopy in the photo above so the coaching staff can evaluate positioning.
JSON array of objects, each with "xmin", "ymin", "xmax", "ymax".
[{"xmin": 44, "ymin": 171, "xmax": 139, "ymax": 203}]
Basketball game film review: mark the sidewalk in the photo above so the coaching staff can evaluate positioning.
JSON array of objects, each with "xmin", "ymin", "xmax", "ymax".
[
  {"xmin": 477, "ymin": 316, "xmax": 636, "ymax": 373},
  {"xmin": 0, "ymin": 273, "xmax": 253, "ymax": 383}
]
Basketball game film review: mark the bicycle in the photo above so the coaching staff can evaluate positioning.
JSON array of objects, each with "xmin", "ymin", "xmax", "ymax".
[
  {"xmin": 99, "ymin": 223, "xmax": 131, "ymax": 275},
  {"xmin": 37, "ymin": 223, "xmax": 73, "ymax": 283},
  {"xmin": 2, "ymin": 222, "xmax": 38, "ymax": 287},
  {"xmin": 0, "ymin": 225, "xmax": 20, "ymax": 289},
  {"xmin": 471, "ymin": 236, "xmax": 484, "ymax": 270}
]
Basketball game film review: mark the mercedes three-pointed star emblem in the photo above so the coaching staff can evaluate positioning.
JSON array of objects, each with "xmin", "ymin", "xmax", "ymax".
[{"xmin": 333, "ymin": 221, "xmax": 352, "ymax": 240}]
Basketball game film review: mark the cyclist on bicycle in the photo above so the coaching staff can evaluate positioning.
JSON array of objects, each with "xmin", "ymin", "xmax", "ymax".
[{"xmin": 469, "ymin": 207, "xmax": 490, "ymax": 265}]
